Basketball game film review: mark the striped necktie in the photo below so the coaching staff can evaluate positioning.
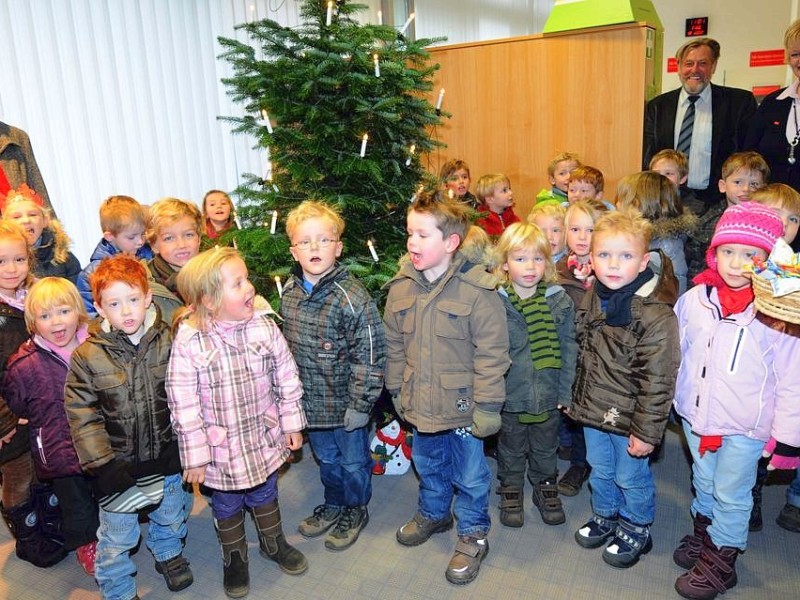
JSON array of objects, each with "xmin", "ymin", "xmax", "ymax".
[{"xmin": 676, "ymin": 95, "xmax": 699, "ymax": 156}]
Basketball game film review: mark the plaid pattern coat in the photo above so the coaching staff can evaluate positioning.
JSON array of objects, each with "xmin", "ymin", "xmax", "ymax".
[
  {"xmin": 279, "ymin": 263, "xmax": 386, "ymax": 428},
  {"xmin": 166, "ymin": 312, "xmax": 306, "ymax": 491}
]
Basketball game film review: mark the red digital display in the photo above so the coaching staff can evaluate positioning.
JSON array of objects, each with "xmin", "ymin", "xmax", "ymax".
[{"xmin": 685, "ymin": 17, "xmax": 708, "ymax": 37}]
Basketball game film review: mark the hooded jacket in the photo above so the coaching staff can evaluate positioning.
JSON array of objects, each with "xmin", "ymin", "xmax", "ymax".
[
  {"xmin": 649, "ymin": 208, "xmax": 698, "ymax": 296},
  {"xmin": 0, "ymin": 122, "xmax": 52, "ymax": 212},
  {"xmin": 0, "ymin": 300, "xmax": 32, "ymax": 464},
  {"xmin": 383, "ymin": 252, "xmax": 510, "ymax": 433},
  {"xmin": 569, "ymin": 250, "xmax": 680, "ymax": 446},
  {"xmin": 34, "ymin": 226, "xmax": 81, "ymax": 285}
]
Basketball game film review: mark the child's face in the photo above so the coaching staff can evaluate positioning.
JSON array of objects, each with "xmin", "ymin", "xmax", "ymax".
[
  {"xmin": 406, "ymin": 210, "xmax": 458, "ymax": 282},
  {"xmin": 718, "ymin": 169, "xmax": 764, "ymax": 205},
  {"xmin": 567, "ymin": 180, "xmax": 601, "ymax": 204},
  {"xmin": 566, "ymin": 211, "xmax": 594, "ymax": 258},
  {"xmin": 212, "ymin": 257, "xmax": 256, "ymax": 322},
  {"xmin": 106, "ymin": 225, "xmax": 146, "ymax": 256},
  {"xmin": 773, "ymin": 206, "xmax": 800, "ymax": 245},
  {"xmin": 95, "ymin": 281, "xmax": 152, "ymax": 337},
  {"xmin": 503, "ymin": 245, "xmax": 547, "ymax": 299},
  {"xmin": 651, "ymin": 159, "xmax": 687, "ymax": 188},
  {"xmin": 288, "ymin": 217, "xmax": 342, "ymax": 285},
  {"xmin": 205, "ymin": 192, "xmax": 232, "ymax": 228},
  {"xmin": 591, "ymin": 231, "xmax": 649, "ymax": 290},
  {"xmin": 445, "ymin": 168, "xmax": 471, "ymax": 197},
  {"xmin": 533, "ymin": 214, "xmax": 566, "ymax": 257},
  {"xmin": 0, "ymin": 238, "xmax": 29, "ymax": 298},
  {"xmin": 33, "ymin": 303, "xmax": 80, "ymax": 348},
  {"xmin": 550, "ymin": 160, "xmax": 577, "ymax": 192},
  {"xmin": 715, "ymin": 244, "xmax": 767, "ymax": 290},
  {"xmin": 4, "ymin": 200, "xmax": 47, "ymax": 245},
  {"xmin": 486, "ymin": 182, "xmax": 513, "ymax": 213},
  {"xmin": 152, "ymin": 216, "xmax": 201, "ymax": 269}
]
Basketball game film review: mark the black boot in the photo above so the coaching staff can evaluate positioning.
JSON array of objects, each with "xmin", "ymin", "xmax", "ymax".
[
  {"xmin": 31, "ymin": 483, "xmax": 64, "ymax": 545},
  {"xmin": 749, "ymin": 456, "xmax": 769, "ymax": 532},
  {"xmin": 1, "ymin": 500, "xmax": 67, "ymax": 568},
  {"xmin": 251, "ymin": 501, "xmax": 308, "ymax": 575},
  {"xmin": 215, "ymin": 512, "xmax": 250, "ymax": 599}
]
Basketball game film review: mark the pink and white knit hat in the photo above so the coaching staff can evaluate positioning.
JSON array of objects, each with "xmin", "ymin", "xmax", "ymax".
[{"xmin": 705, "ymin": 202, "xmax": 784, "ymax": 269}]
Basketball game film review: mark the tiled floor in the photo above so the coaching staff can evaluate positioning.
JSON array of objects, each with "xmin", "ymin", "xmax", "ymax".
[{"xmin": 2, "ymin": 423, "xmax": 799, "ymax": 599}]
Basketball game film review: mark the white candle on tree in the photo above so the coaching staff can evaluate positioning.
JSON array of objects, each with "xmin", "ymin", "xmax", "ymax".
[{"xmin": 360, "ymin": 133, "xmax": 368, "ymax": 158}]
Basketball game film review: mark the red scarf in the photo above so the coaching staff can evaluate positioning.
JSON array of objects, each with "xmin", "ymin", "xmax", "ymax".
[{"xmin": 692, "ymin": 268, "xmax": 754, "ymax": 317}]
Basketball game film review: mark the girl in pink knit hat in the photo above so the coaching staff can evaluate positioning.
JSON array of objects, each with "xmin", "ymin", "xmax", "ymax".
[{"xmin": 672, "ymin": 202, "xmax": 800, "ymax": 599}]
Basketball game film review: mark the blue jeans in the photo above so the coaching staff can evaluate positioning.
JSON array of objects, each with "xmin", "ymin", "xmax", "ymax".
[
  {"xmin": 583, "ymin": 426, "xmax": 655, "ymax": 525},
  {"xmin": 95, "ymin": 474, "xmax": 187, "ymax": 600},
  {"xmin": 307, "ymin": 426, "xmax": 372, "ymax": 507},
  {"xmin": 412, "ymin": 428, "xmax": 491, "ymax": 537},
  {"xmin": 211, "ymin": 472, "xmax": 278, "ymax": 520},
  {"xmin": 788, "ymin": 471, "xmax": 800, "ymax": 508},
  {"xmin": 682, "ymin": 420, "xmax": 764, "ymax": 550}
]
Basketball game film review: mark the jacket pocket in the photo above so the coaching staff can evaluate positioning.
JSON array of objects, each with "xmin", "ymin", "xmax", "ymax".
[
  {"xmin": 399, "ymin": 366, "xmax": 415, "ymax": 416},
  {"xmin": 441, "ymin": 372, "xmax": 473, "ymax": 415},
  {"xmin": 389, "ymin": 296, "xmax": 416, "ymax": 334},
  {"xmin": 434, "ymin": 300, "xmax": 471, "ymax": 340}
]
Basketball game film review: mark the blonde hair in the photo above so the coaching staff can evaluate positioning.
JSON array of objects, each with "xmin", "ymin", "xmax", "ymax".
[
  {"xmin": 721, "ymin": 152, "xmax": 770, "ymax": 181},
  {"xmin": 285, "ymin": 200, "xmax": 345, "ymax": 240},
  {"xmin": 751, "ymin": 183, "xmax": 800, "ymax": 214},
  {"xmin": 0, "ymin": 221, "xmax": 35, "ymax": 290},
  {"xmin": 649, "ymin": 149, "xmax": 689, "ymax": 179},
  {"xmin": 174, "ymin": 247, "xmax": 242, "ymax": 331},
  {"xmin": 99, "ymin": 195, "xmax": 147, "ymax": 234},
  {"xmin": 592, "ymin": 209, "xmax": 653, "ymax": 253},
  {"xmin": 616, "ymin": 171, "xmax": 683, "ymax": 220},
  {"xmin": 547, "ymin": 152, "xmax": 581, "ymax": 177},
  {"xmin": 460, "ymin": 225, "xmax": 492, "ymax": 266},
  {"xmin": 528, "ymin": 201, "xmax": 566, "ymax": 224},
  {"xmin": 569, "ymin": 165, "xmax": 604, "ymax": 192},
  {"xmin": 146, "ymin": 197, "xmax": 203, "ymax": 245},
  {"xmin": 24, "ymin": 277, "xmax": 88, "ymax": 333},
  {"xmin": 493, "ymin": 222, "xmax": 557, "ymax": 284},
  {"xmin": 565, "ymin": 199, "xmax": 607, "ymax": 228},
  {"xmin": 408, "ymin": 191, "xmax": 471, "ymax": 244},
  {"xmin": 475, "ymin": 174, "xmax": 510, "ymax": 202},
  {"xmin": 784, "ymin": 19, "xmax": 800, "ymax": 51}
]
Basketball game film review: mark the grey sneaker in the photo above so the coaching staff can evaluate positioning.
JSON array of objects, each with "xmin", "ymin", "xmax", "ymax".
[
  {"xmin": 445, "ymin": 535, "xmax": 489, "ymax": 585},
  {"xmin": 396, "ymin": 512, "xmax": 453, "ymax": 546},
  {"xmin": 324, "ymin": 506, "xmax": 369, "ymax": 551},
  {"xmin": 298, "ymin": 504, "xmax": 341, "ymax": 538}
]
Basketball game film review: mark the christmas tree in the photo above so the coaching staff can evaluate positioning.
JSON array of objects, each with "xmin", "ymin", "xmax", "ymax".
[{"xmin": 218, "ymin": 0, "xmax": 447, "ymax": 306}]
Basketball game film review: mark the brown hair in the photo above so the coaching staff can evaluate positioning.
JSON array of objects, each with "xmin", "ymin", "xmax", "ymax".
[
  {"xmin": 720, "ymin": 151, "xmax": 770, "ymax": 181},
  {"xmin": 569, "ymin": 165, "xmax": 604, "ymax": 192},
  {"xmin": 649, "ymin": 149, "xmax": 689, "ymax": 179},
  {"xmin": 615, "ymin": 171, "xmax": 683, "ymax": 220},
  {"xmin": 676, "ymin": 38, "xmax": 720, "ymax": 63},
  {"xmin": 99, "ymin": 195, "xmax": 147, "ymax": 234}
]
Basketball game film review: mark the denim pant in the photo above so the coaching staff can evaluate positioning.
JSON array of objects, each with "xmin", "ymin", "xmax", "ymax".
[
  {"xmin": 560, "ymin": 414, "xmax": 587, "ymax": 467},
  {"xmin": 412, "ymin": 428, "xmax": 491, "ymax": 537},
  {"xmin": 682, "ymin": 420, "xmax": 764, "ymax": 550},
  {"xmin": 211, "ymin": 472, "xmax": 278, "ymax": 520},
  {"xmin": 583, "ymin": 426, "xmax": 655, "ymax": 526},
  {"xmin": 307, "ymin": 426, "xmax": 372, "ymax": 508},
  {"xmin": 788, "ymin": 471, "xmax": 800, "ymax": 508},
  {"xmin": 95, "ymin": 474, "xmax": 187, "ymax": 600},
  {"xmin": 497, "ymin": 410, "xmax": 559, "ymax": 487}
]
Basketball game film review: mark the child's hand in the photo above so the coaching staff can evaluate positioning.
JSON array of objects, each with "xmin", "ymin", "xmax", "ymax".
[
  {"xmin": 628, "ymin": 434, "xmax": 655, "ymax": 457},
  {"xmin": 183, "ymin": 466, "xmax": 206, "ymax": 484},
  {"xmin": 285, "ymin": 432, "xmax": 303, "ymax": 451},
  {"xmin": 0, "ymin": 428, "xmax": 16, "ymax": 448},
  {"xmin": 762, "ymin": 437, "xmax": 800, "ymax": 471}
]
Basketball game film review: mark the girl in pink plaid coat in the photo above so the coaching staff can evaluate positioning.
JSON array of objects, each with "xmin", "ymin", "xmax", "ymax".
[{"xmin": 166, "ymin": 247, "xmax": 308, "ymax": 598}]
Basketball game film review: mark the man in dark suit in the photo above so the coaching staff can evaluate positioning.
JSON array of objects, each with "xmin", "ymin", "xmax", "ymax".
[{"xmin": 642, "ymin": 38, "xmax": 757, "ymax": 211}]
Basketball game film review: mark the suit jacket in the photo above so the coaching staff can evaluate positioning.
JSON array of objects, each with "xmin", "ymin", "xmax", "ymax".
[{"xmin": 642, "ymin": 84, "xmax": 757, "ymax": 191}]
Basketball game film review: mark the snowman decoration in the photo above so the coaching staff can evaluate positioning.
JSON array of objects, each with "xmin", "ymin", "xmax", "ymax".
[{"xmin": 370, "ymin": 419, "xmax": 413, "ymax": 475}]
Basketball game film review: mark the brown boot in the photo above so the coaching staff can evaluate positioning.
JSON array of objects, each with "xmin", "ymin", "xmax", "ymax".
[
  {"xmin": 214, "ymin": 512, "xmax": 249, "ymax": 599},
  {"xmin": 251, "ymin": 501, "xmax": 308, "ymax": 575},
  {"xmin": 675, "ymin": 537, "xmax": 738, "ymax": 600},
  {"xmin": 673, "ymin": 513, "xmax": 712, "ymax": 569},
  {"xmin": 497, "ymin": 486, "xmax": 524, "ymax": 528}
]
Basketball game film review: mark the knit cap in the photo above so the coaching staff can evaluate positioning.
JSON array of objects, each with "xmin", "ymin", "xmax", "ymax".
[{"xmin": 705, "ymin": 201, "xmax": 784, "ymax": 270}]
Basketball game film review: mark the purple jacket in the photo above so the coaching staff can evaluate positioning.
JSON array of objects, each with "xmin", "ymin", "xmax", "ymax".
[
  {"xmin": 3, "ymin": 337, "xmax": 84, "ymax": 479},
  {"xmin": 673, "ymin": 285, "xmax": 800, "ymax": 446}
]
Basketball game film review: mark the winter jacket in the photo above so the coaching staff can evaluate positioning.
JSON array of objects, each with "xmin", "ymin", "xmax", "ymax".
[
  {"xmin": 3, "ymin": 336, "xmax": 86, "ymax": 479},
  {"xmin": 148, "ymin": 255, "xmax": 181, "ymax": 301},
  {"xmin": 383, "ymin": 252, "xmax": 510, "ymax": 433},
  {"xmin": 65, "ymin": 305, "xmax": 179, "ymax": 478},
  {"xmin": 570, "ymin": 250, "xmax": 680, "ymax": 446},
  {"xmin": 556, "ymin": 254, "xmax": 590, "ymax": 310},
  {"xmin": 0, "ymin": 300, "xmax": 31, "ymax": 464},
  {"xmin": 686, "ymin": 201, "xmax": 725, "ymax": 283},
  {"xmin": 0, "ymin": 121, "xmax": 52, "ymax": 213},
  {"xmin": 34, "ymin": 227, "xmax": 81, "ymax": 285},
  {"xmin": 673, "ymin": 285, "xmax": 800, "ymax": 447},
  {"xmin": 77, "ymin": 238, "xmax": 154, "ymax": 316},
  {"xmin": 166, "ymin": 312, "xmax": 306, "ymax": 491},
  {"xmin": 279, "ymin": 263, "xmax": 386, "ymax": 428},
  {"xmin": 500, "ymin": 284, "xmax": 577, "ymax": 414},
  {"xmin": 475, "ymin": 205, "xmax": 521, "ymax": 237},
  {"xmin": 650, "ymin": 209, "xmax": 698, "ymax": 297}
]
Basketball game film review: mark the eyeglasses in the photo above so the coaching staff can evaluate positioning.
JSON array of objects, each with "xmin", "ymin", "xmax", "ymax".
[{"xmin": 292, "ymin": 238, "xmax": 338, "ymax": 250}]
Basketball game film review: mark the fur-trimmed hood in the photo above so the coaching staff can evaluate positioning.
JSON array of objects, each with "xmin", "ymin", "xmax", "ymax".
[{"xmin": 651, "ymin": 208, "xmax": 698, "ymax": 240}]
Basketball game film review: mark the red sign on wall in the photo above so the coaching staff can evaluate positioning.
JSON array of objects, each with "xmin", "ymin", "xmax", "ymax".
[
  {"xmin": 752, "ymin": 85, "xmax": 781, "ymax": 97},
  {"xmin": 667, "ymin": 57, "xmax": 678, "ymax": 73},
  {"xmin": 750, "ymin": 49, "xmax": 785, "ymax": 67}
]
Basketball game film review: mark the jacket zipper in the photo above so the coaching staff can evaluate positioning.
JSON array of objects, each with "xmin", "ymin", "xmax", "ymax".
[{"xmin": 729, "ymin": 328, "xmax": 745, "ymax": 373}]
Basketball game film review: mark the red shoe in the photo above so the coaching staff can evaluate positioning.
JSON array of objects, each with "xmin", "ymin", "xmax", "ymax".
[{"xmin": 76, "ymin": 541, "xmax": 97, "ymax": 576}]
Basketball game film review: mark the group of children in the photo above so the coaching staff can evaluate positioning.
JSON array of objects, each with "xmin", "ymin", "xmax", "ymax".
[{"xmin": 0, "ymin": 145, "xmax": 798, "ymax": 600}]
